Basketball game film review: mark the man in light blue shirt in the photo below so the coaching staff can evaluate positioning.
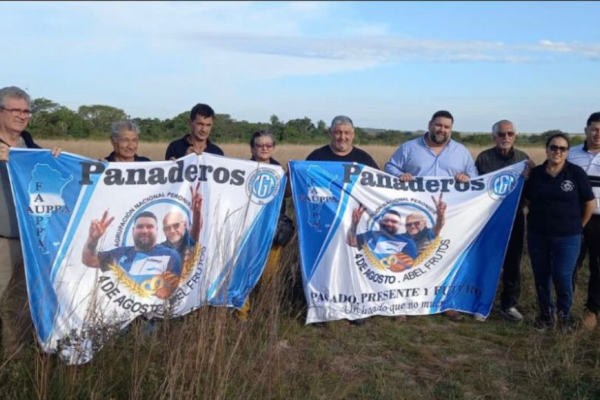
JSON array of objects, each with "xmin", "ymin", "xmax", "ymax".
[
  {"xmin": 384, "ymin": 110, "xmax": 478, "ymax": 183},
  {"xmin": 384, "ymin": 110, "xmax": 477, "ymax": 321}
]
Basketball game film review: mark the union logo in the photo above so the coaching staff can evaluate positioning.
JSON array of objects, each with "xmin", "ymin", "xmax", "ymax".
[
  {"xmin": 246, "ymin": 168, "xmax": 281, "ymax": 205},
  {"xmin": 561, "ymin": 180, "xmax": 574, "ymax": 192},
  {"xmin": 488, "ymin": 171, "xmax": 519, "ymax": 201}
]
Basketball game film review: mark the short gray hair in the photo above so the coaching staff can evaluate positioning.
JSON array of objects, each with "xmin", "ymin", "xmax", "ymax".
[
  {"xmin": 110, "ymin": 119, "xmax": 140, "ymax": 140},
  {"xmin": 330, "ymin": 115, "xmax": 354, "ymax": 129},
  {"xmin": 0, "ymin": 86, "xmax": 31, "ymax": 108},
  {"xmin": 249, "ymin": 129, "xmax": 276, "ymax": 148},
  {"xmin": 492, "ymin": 120, "xmax": 518, "ymax": 136}
]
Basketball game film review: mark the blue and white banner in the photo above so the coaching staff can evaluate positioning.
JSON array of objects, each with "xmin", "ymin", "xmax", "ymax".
[
  {"xmin": 8, "ymin": 149, "xmax": 285, "ymax": 364},
  {"xmin": 289, "ymin": 161, "xmax": 525, "ymax": 324}
]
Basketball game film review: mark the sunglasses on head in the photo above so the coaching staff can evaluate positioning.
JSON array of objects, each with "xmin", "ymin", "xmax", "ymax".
[
  {"xmin": 497, "ymin": 131, "xmax": 515, "ymax": 138},
  {"xmin": 548, "ymin": 144, "xmax": 568, "ymax": 153}
]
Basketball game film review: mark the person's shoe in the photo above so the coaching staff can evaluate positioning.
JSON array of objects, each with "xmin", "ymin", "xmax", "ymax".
[
  {"xmin": 394, "ymin": 315, "xmax": 408, "ymax": 322},
  {"xmin": 444, "ymin": 310, "xmax": 464, "ymax": 321},
  {"xmin": 312, "ymin": 322, "xmax": 326, "ymax": 328},
  {"xmin": 473, "ymin": 313, "xmax": 486, "ymax": 322},
  {"xmin": 582, "ymin": 310, "xmax": 597, "ymax": 330},
  {"xmin": 500, "ymin": 307, "xmax": 524, "ymax": 322},
  {"xmin": 349, "ymin": 318, "xmax": 365, "ymax": 326},
  {"xmin": 533, "ymin": 317, "xmax": 554, "ymax": 332},
  {"xmin": 558, "ymin": 318, "xmax": 576, "ymax": 335}
]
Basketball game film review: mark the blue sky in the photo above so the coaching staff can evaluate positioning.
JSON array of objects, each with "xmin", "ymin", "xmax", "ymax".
[{"xmin": 2, "ymin": 1, "xmax": 599, "ymax": 133}]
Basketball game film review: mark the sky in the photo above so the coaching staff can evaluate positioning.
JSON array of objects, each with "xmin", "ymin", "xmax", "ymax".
[{"xmin": 2, "ymin": 1, "xmax": 599, "ymax": 133}]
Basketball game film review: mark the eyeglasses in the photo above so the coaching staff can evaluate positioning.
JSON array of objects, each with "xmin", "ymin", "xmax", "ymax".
[
  {"xmin": 497, "ymin": 131, "xmax": 515, "ymax": 138},
  {"xmin": 163, "ymin": 221, "xmax": 183, "ymax": 232},
  {"xmin": 548, "ymin": 145, "xmax": 569, "ymax": 153},
  {"xmin": 406, "ymin": 221, "xmax": 423, "ymax": 228},
  {"xmin": 254, "ymin": 143, "xmax": 274, "ymax": 149},
  {"xmin": 0, "ymin": 106, "xmax": 32, "ymax": 117}
]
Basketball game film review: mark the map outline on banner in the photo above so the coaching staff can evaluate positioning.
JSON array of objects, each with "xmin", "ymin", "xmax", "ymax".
[{"xmin": 7, "ymin": 148, "xmax": 285, "ymax": 364}]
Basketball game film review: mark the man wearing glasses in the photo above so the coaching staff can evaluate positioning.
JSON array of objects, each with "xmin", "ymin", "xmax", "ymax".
[
  {"xmin": 160, "ymin": 187, "xmax": 203, "ymax": 267},
  {"xmin": 403, "ymin": 194, "xmax": 447, "ymax": 254},
  {"xmin": 475, "ymin": 120, "xmax": 534, "ymax": 322},
  {"xmin": 0, "ymin": 86, "xmax": 61, "ymax": 354}
]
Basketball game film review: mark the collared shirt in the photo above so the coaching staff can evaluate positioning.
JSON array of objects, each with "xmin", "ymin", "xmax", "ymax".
[
  {"xmin": 165, "ymin": 135, "xmax": 224, "ymax": 160},
  {"xmin": 104, "ymin": 152, "xmax": 151, "ymax": 162},
  {"xmin": 568, "ymin": 142, "xmax": 600, "ymax": 214},
  {"xmin": 0, "ymin": 130, "xmax": 40, "ymax": 238},
  {"xmin": 524, "ymin": 161, "xmax": 595, "ymax": 236},
  {"xmin": 306, "ymin": 145, "xmax": 379, "ymax": 170},
  {"xmin": 384, "ymin": 135, "xmax": 478, "ymax": 178},
  {"xmin": 475, "ymin": 146, "xmax": 530, "ymax": 175}
]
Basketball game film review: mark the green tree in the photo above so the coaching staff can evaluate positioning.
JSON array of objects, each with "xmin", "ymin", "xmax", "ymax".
[{"xmin": 78, "ymin": 105, "xmax": 128, "ymax": 135}]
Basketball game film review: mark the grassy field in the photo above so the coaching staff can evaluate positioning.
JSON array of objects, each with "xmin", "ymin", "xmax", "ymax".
[{"xmin": 2, "ymin": 140, "xmax": 597, "ymax": 400}]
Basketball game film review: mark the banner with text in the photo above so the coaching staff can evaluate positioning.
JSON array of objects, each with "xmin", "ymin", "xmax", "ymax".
[
  {"xmin": 8, "ymin": 149, "xmax": 285, "ymax": 364},
  {"xmin": 289, "ymin": 161, "xmax": 525, "ymax": 324}
]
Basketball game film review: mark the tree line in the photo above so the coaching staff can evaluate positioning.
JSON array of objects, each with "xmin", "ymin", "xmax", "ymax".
[{"xmin": 27, "ymin": 98, "xmax": 583, "ymax": 147}]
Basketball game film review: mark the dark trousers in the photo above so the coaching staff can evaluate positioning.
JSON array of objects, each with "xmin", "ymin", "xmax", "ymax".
[
  {"xmin": 574, "ymin": 215, "xmax": 600, "ymax": 314},
  {"xmin": 529, "ymin": 232, "xmax": 581, "ymax": 322},
  {"xmin": 500, "ymin": 210, "xmax": 525, "ymax": 310}
]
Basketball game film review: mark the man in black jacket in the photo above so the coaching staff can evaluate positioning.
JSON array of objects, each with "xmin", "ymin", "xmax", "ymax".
[
  {"xmin": 165, "ymin": 103, "xmax": 224, "ymax": 160},
  {"xmin": 475, "ymin": 119, "xmax": 534, "ymax": 322}
]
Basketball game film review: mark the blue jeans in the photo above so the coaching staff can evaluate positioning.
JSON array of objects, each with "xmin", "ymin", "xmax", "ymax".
[{"xmin": 528, "ymin": 232, "xmax": 581, "ymax": 322}]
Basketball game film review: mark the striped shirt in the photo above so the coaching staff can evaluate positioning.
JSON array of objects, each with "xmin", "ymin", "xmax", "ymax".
[{"xmin": 568, "ymin": 142, "xmax": 600, "ymax": 214}]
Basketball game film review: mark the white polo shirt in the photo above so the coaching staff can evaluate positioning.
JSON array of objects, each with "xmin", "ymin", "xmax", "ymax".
[{"xmin": 568, "ymin": 142, "xmax": 600, "ymax": 215}]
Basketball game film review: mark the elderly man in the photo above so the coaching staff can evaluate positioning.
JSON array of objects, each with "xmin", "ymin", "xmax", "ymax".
[
  {"xmin": 475, "ymin": 120, "xmax": 533, "ymax": 322},
  {"xmin": 568, "ymin": 112, "xmax": 600, "ymax": 330},
  {"xmin": 162, "ymin": 183, "xmax": 203, "ymax": 264},
  {"xmin": 165, "ymin": 103, "xmax": 224, "ymax": 160},
  {"xmin": 306, "ymin": 115, "xmax": 378, "ymax": 169},
  {"xmin": 0, "ymin": 86, "xmax": 60, "ymax": 354},
  {"xmin": 403, "ymin": 193, "xmax": 447, "ymax": 254},
  {"xmin": 384, "ymin": 110, "xmax": 478, "ymax": 321},
  {"xmin": 104, "ymin": 120, "xmax": 151, "ymax": 162}
]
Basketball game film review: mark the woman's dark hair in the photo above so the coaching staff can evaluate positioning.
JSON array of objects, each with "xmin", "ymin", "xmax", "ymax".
[
  {"xmin": 249, "ymin": 130, "xmax": 276, "ymax": 148},
  {"xmin": 545, "ymin": 132, "xmax": 571, "ymax": 149}
]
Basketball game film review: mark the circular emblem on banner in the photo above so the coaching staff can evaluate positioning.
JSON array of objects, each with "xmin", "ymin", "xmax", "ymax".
[
  {"xmin": 246, "ymin": 168, "xmax": 281, "ymax": 205},
  {"xmin": 488, "ymin": 171, "xmax": 519, "ymax": 201},
  {"xmin": 561, "ymin": 180, "xmax": 574, "ymax": 192}
]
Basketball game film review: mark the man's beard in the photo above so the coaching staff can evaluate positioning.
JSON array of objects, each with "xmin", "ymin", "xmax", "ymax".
[
  {"xmin": 134, "ymin": 235, "xmax": 155, "ymax": 252},
  {"xmin": 381, "ymin": 225, "xmax": 398, "ymax": 236},
  {"xmin": 429, "ymin": 131, "xmax": 448, "ymax": 145}
]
